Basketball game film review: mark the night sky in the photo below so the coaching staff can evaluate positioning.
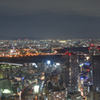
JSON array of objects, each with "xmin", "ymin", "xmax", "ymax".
[{"xmin": 0, "ymin": 0, "xmax": 100, "ymax": 39}]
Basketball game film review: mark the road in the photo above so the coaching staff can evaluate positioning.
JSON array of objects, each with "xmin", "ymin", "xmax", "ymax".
[{"xmin": 21, "ymin": 81, "xmax": 37, "ymax": 99}]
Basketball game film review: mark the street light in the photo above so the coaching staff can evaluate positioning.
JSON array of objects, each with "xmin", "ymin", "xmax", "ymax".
[{"xmin": 47, "ymin": 60, "xmax": 51, "ymax": 65}]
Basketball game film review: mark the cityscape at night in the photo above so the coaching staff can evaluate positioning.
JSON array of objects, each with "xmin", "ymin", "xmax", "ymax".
[{"xmin": 0, "ymin": 0, "xmax": 100, "ymax": 100}]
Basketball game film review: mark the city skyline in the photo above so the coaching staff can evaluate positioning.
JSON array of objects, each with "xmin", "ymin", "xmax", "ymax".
[{"xmin": 0, "ymin": 0, "xmax": 100, "ymax": 39}]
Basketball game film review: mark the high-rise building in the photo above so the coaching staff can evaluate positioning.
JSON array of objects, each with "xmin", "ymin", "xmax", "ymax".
[
  {"xmin": 89, "ymin": 44, "xmax": 100, "ymax": 86},
  {"xmin": 93, "ymin": 55, "xmax": 100, "ymax": 92},
  {"xmin": 60, "ymin": 52, "xmax": 79, "ymax": 92},
  {"xmin": 88, "ymin": 44, "xmax": 100, "ymax": 92},
  {"xmin": 88, "ymin": 44, "xmax": 99, "ymax": 56}
]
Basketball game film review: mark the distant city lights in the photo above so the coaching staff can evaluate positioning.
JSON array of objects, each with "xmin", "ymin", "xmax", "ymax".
[
  {"xmin": 79, "ymin": 63, "xmax": 84, "ymax": 67},
  {"xmin": 47, "ymin": 60, "xmax": 51, "ymax": 65},
  {"xmin": 2, "ymin": 89, "xmax": 11, "ymax": 94},
  {"xmin": 84, "ymin": 63, "xmax": 90, "ymax": 66},
  {"xmin": 22, "ymin": 77, "xmax": 25, "ymax": 80},
  {"xmin": 80, "ymin": 77, "xmax": 83, "ymax": 80},
  {"xmin": 32, "ymin": 63, "xmax": 37, "ymax": 67},
  {"xmin": 56, "ymin": 63, "xmax": 60, "ymax": 66}
]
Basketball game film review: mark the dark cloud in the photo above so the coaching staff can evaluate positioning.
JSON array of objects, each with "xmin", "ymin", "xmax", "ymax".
[
  {"xmin": 0, "ymin": 0, "xmax": 100, "ymax": 17},
  {"xmin": 0, "ymin": 0, "xmax": 100, "ymax": 39}
]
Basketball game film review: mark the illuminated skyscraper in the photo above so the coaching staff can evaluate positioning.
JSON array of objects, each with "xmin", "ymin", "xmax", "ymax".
[
  {"xmin": 88, "ymin": 44, "xmax": 99, "ymax": 56},
  {"xmin": 93, "ymin": 56, "xmax": 100, "ymax": 92},
  {"xmin": 89, "ymin": 44, "xmax": 100, "ymax": 84},
  {"xmin": 60, "ymin": 52, "xmax": 79, "ymax": 92}
]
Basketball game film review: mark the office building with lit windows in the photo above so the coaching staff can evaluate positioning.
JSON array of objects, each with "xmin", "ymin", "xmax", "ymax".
[
  {"xmin": 93, "ymin": 55, "xmax": 100, "ymax": 92},
  {"xmin": 60, "ymin": 52, "xmax": 79, "ymax": 92}
]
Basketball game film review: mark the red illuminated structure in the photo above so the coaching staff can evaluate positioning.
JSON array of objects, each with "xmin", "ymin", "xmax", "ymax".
[
  {"xmin": 65, "ymin": 51, "xmax": 76, "ymax": 56},
  {"xmin": 61, "ymin": 51, "xmax": 79, "ymax": 92},
  {"xmin": 87, "ymin": 69, "xmax": 89, "ymax": 72},
  {"xmin": 88, "ymin": 44, "xmax": 100, "ymax": 56}
]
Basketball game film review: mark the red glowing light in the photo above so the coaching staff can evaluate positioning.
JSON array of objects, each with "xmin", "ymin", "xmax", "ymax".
[
  {"xmin": 87, "ymin": 69, "xmax": 89, "ymax": 72},
  {"xmin": 65, "ymin": 51, "xmax": 75, "ymax": 56},
  {"xmin": 98, "ymin": 47, "xmax": 100, "ymax": 49},
  {"xmin": 91, "ymin": 44, "xmax": 94, "ymax": 46},
  {"xmin": 65, "ymin": 52, "xmax": 72, "ymax": 56},
  {"xmin": 68, "ymin": 53, "xmax": 71, "ymax": 56}
]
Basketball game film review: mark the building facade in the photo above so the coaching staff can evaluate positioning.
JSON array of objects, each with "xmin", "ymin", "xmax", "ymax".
[
  {"xmin": 93, "ymin": 56, "xmax": 100, "ymax": 92},
  {"xmin": 60, "ymin": 52, "xmax": 79, "ymax": 92}
]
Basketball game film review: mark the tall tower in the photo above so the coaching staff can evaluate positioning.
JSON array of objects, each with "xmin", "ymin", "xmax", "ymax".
[
  {"xmin": 88, "ymin": 44, "xmax": 99, "ymax": 56},
  {"xmin": 60, "ymin": 52, "xmax": 79, "ymax": 92},
  {"xmin": 88, "ymin": 44, "xmax": 100, "ymax": 92},
  {"xmin": 93, "ymin": 56, "xmax": 100, "ymax": 92},
  {"xmin": 88, "ymin": 44, "xmax": 100, "ymax": 80}
]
